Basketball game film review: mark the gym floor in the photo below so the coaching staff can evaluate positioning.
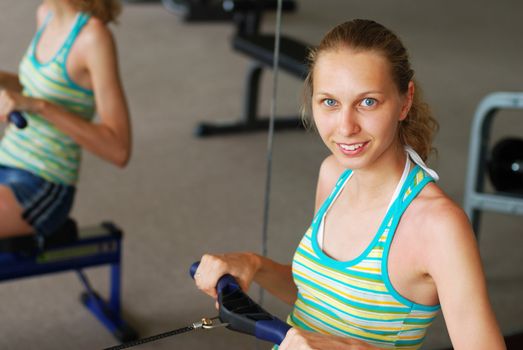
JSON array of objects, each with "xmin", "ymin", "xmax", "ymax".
[{"xmin": 1, "ymin": 0, "xmax": 523, "ymax": 349}]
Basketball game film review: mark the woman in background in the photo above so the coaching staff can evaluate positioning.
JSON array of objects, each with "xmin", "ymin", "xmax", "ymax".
[{"xmin": 0, "ymin": 0, "xmax": 131, "ymax": 238}]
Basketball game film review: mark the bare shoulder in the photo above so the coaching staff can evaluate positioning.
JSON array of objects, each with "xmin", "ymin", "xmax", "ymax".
[
  {"xmin": 36, "ymin": 4, "xmax": 50, "ymax": 25},
  {"xmin": 75, "ymin": 17, "xmax": 115, "ymax": 55},
  {"xmin": 405, "ymin": 183, "xmax": 475, "ymax": 246},
  {"xmin": 74, "ymin": 17, "xmax": 117, "ymax": 70},
  {"xmin": 315, "ymin": 156, "xmax": 346, "ymax": 210}
]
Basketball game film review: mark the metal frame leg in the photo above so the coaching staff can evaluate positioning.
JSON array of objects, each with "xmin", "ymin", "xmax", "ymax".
[
  {"xmin": 195, "ymin": 62, "xmax": 303, "ymax": 137},
  {"xmin": 77, "ymin": 243, "xmax": 138, "ymax": 342}
]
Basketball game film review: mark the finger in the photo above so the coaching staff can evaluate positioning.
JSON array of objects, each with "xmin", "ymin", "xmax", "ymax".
[
  {"xmin": 194, "ymin": 257, "xmax": 221, "ymax": 298},
  {"xmin": 278, "ymin": 328, "xmax": 295, "ymax": 350}
]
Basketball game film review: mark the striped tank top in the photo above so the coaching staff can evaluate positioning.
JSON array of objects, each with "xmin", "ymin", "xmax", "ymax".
[
  {"xmin": 286, "ymin": 165, "xmax": 440, "ymax": 349},
  {"xmin": 0, "ymin": 12, "xmax": 95, "ymax": 185}
]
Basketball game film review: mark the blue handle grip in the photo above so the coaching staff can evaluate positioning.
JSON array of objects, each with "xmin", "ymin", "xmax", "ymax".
[
  {"xmin": 8, "ymin": 111, "xmax": 27, "ymax": 129},
  {"xmin": 190, "ymin": 261, "xmax": 291, "ymax": 345},
  {"xmin": 256, "ymin": 319, "xmax": 291, "ymax": 345}
]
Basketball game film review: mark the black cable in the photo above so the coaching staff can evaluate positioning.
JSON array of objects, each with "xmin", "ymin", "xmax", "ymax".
[{"xmin": 103, "ymin": 325, "xmax": 196, "ymax": 350}]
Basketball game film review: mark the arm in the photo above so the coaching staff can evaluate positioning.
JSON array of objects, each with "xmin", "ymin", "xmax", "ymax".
[
  {"xmin": 426, "ymin": 204, "xmax": 505, "ymax": 350},
  {"xmin": 194, "ymin": 160, "xmax": 342, "ymax": 304},
  {"xmin": 195, "ymin": 157, "xmax": 345, "ymax": 304},
  {"xmin": 39, "ymin": 20, "xmax": 130, "ymax": 167},
  {"xmin": 195, "ymin": 253, "xmax": 297, "ymax": 305},
  {"xmin": 0, "ymin": 19, "xmax": 131, "ymax": 167},
  {"xmin": 0, "ymin": 72, "xmax": 22, "ymax": 92}
]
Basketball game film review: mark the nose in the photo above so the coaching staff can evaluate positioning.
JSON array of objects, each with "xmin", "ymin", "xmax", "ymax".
[{"xmin": 337, "ymin": 107, "xmax": 360, "ymax": 136}]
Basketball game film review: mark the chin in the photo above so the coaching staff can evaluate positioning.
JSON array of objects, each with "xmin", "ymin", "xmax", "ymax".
[{"xmin": 334, "ymin": 155, "xmax": 369, "ymax": 170}]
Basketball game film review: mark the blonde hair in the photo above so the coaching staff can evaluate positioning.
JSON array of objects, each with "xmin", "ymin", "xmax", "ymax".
[
  {"xmin": 303, "ymin": 19, "xmax": 438, "ymax": 161},
  {"xmin": 70, "ymin": 0, "xmax": 122, "ymax": 24}
]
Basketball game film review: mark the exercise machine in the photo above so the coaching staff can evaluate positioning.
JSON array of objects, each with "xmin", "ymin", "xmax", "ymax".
[
  {"xmin": 463, "ymin": 92, "xmax": 523, "ymax": 235},
  {"xmin": 194, "ymin": 0, "xmax": 308, "ymax": 137},
  {"xmin": 462, "ymin": 92, "xmax": 523, "ymax": 349},
  {"xmin": 162, "ymin": 0, "xmax": 234, "ymax": 22},
  {"xmin": 0, "ymin": 218, "xmax": 138, "ymax": 342},
  {"xmin": 2, "ymin": 112, "xmax": 137, "ymax": 342},
  {"xmin": 103, "ymin": 261, "xmax": 290, "ymax": 349},
  {"xmin": 487, "ymin": 137, "xmax": 523, "ymax": 194}
]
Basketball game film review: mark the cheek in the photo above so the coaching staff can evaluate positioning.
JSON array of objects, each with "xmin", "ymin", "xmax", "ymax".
[
  {"xmin": 312, "ymin": 110, "xmax": 330, "ymax": 132},
  {"xmin": 376, "ymin": 117, "xmax": 400, "ymax": 143},
  {"xmin": 312, "ymin": 114, "xmax": 333, "ymax": 144}
]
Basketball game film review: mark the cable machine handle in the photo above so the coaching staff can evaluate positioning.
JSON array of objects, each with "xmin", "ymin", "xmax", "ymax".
[
  {"xmin": 8, "ymin": 111, "xmax": 28, "ymax": 129},
  {"xmin": 190, "ymin": 261, "xmax": 291, "ymax": 345}
]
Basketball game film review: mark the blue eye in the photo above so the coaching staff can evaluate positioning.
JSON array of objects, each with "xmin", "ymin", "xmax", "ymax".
[
  {"xmin": 361, "ymin": 98, "xmax": 377, "ymax": 107},
  {"xmin": 323, "ymin": 98, "xmax": 337, "ymax": 107}
]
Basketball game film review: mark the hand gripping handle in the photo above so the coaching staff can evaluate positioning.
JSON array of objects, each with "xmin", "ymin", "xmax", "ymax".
[
  {"xmin": 8, "ymin": 111, "xmax": 28, "ymax": 129},
  {"xmin": 190, "ymin": 261, "xmax": 241, "ymax": 295},
  {"xmin": 190, "ymin": 261, "xmax": 291, "ymax": 345}
]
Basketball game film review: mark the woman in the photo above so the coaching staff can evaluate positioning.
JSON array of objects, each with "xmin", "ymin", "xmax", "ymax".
[
  {"xmin": 193, "ymin": 20, "xmax": 505, "ymax": 349},
  {"xmin": 0, "ymin": 0, "xmax": 130, "ymax": 238}
]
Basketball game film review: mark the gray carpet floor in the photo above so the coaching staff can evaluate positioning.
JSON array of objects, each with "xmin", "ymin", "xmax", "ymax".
[{"xmin": 0, "ymin": 0, "xmax": 522, "ymax": 349}]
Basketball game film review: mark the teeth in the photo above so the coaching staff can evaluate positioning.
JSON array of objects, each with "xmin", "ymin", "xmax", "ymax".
[{"xmin": 340, "ymin": 143, "xmax": 364, "ymax": 151}]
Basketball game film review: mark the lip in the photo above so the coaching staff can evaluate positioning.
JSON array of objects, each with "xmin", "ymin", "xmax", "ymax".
[{"xmin": 336, "ymin": 141, "xmax": 369, "ymax": 156}]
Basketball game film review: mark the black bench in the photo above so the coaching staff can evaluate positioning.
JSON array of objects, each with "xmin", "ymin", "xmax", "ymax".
[{"xmin": 195, "ymin": 0, "xmax": 310, "ymax": 136}]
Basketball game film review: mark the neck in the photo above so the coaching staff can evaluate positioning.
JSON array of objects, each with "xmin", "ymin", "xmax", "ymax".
[
  {"xmin": 349, "ymin": 142, "xmax": 407, "ymax": 206},
  {"xmin": 44, "ymin": 0, "xmax": 77, "ymax": 22}
]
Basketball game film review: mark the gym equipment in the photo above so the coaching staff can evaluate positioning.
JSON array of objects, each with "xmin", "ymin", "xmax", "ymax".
[
  {"xmin": 103, "ymin": 261, "xmax": 290, "ymax": 349},
  {"xmin": 162, "ymin": 0, "xmax": 296, "ymax": 23},
  {"xmin": 462, "ymin": 92, "xmax": 523, "ymax": 349},
  {"xmin": 189, "ymin": 261, "xmax": 291, "ymax": 344},
  {"xmin": 8, "ymin": 111, "xmax": 27, "ymax": 129},
  {"xmin": 487, "ymin": 137, "xmax": 523, "ymax": 193},
  {"xmin": 162, "ymin": 0, "xmax": 234, "ymax": 22},
  {"xmin": 195, "ymin": 0, "xmax": 309, "ymax": 137},
  {"xmin": 0, "ymin": 219, "xmax": 138, "ymax": 343},
  {"xmin": 463, "ymin": 92, "xmax": 523, "ymax": 235}
]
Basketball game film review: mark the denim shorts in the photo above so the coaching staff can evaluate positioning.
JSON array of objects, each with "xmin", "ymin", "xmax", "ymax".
[{"xmin": 0, "ymin": 165, "xmax": 75, "ymax": 237}]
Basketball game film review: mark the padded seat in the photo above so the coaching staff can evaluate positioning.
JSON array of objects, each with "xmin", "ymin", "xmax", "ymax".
[{"xmin": 0, "ymin": 218, "xmax": 78, "ymax": 253}]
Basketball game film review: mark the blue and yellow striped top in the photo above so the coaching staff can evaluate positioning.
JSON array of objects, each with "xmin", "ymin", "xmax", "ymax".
[
  {"xmin": 286, "ymin": 165, "xmax": 440, "ymax": 349},
  {"xmin": 0, "ymin": 12, "xmax": 95, "ymax": 185}
]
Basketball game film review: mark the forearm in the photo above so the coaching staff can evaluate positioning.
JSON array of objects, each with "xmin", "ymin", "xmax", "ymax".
[
  {"xmin": 252, "ymin": 254, "xmax": 297, "ymax": 305},
  {"xmin": 30, "ymin": 98, "xmax": 131, "ymax": 167},
  {"xmin": 0, "ymin": 71, "xmax": 22, "ymax": 92}
]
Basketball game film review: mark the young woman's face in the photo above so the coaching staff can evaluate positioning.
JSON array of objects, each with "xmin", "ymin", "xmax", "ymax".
[{"xmin": 312, "ymin": 47, "xmax": 412, "ymax": 171}]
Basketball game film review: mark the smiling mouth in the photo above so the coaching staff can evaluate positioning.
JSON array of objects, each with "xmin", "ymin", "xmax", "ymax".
[{"xmin": 338, "ymin": 142, "xmax": 366, "ymax": 151}]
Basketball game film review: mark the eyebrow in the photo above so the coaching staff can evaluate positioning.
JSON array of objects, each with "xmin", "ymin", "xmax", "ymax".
[{"xmin": 314, "ymin": 90, "xmax": 385, "ymax": 97}]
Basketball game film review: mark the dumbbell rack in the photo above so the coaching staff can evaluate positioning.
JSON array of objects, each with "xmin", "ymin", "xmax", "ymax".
[{"xmin": 464, "ymin": 92, "xmax": 523, "ymax": 236}]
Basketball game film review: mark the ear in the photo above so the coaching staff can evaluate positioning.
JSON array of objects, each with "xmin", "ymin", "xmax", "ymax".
[{"xmin": 399, "ymin": 81, "xmax": 415, "ymax": 121}]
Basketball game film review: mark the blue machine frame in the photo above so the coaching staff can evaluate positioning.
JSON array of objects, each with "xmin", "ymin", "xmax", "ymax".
[{"xmin": 0, "ymin": 221, "xmax": 138, "ymax": 342}]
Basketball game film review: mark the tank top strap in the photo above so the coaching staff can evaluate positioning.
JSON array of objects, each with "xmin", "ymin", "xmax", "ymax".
[
  {"xmin": 28, "ymin": 12, "xmax": 53, "ymax": 57},
  {"xmin": 311, "ymin": 169, "xmax": 352, "ymax": 228},
  {"xmin": 397, "ymin": 165, "xmax": 434, "ymax": 213},
  {"xmin": 382, "ymin": 165, "xmax": 434, "ymax": 237},
  {"xmin": 55, "ymin": 12, "xmax": 91, "ymax": 65}
]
